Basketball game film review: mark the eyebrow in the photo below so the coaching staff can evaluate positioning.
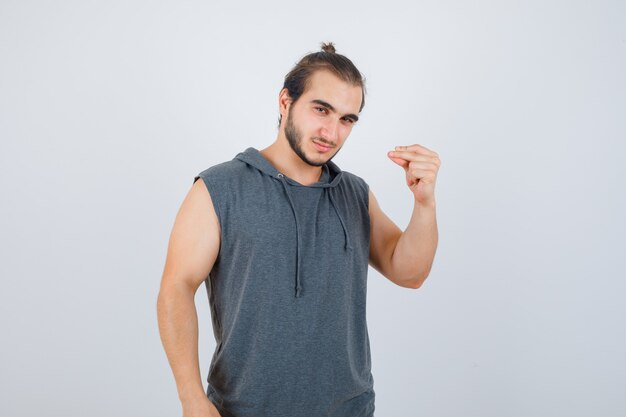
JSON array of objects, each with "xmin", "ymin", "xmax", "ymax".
[{"xmin": 310, "ymin": 99, "xmax": 359, "ymax": 123}]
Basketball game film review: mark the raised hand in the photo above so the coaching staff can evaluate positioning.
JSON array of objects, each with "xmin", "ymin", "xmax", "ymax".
[{"xmin": 388, "ymin": 144, "xmax": 441, "ymax": 206}]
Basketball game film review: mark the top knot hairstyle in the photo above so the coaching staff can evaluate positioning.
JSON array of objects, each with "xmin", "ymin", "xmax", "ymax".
[
  {"xmin": 320, "ymin": 42, "xmax": 336, "ymax": 53},
  {"xmin": 279, "ymin": 42, "xmax": 366, "ymax": 126}
]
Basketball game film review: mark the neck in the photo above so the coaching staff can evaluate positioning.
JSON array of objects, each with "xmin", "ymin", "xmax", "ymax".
[{"xmin": 260, "ymin": 135, "xmax": 323, "ymax": 186}]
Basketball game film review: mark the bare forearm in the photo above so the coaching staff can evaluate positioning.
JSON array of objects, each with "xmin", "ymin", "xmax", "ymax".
[
  {"xmin": 390, "ymin": 200, "xmax": 438, "ymax": 287},
  {"xmin": 157, "ymin": 283, "xmax": 207, "ymax": 403}
]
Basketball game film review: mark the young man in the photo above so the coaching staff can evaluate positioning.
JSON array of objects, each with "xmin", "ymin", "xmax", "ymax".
[{"xmin": 157, "ymin": 43, "xmax": 440, "ymax": 417}]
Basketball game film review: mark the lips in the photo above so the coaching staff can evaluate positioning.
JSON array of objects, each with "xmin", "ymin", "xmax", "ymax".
[{"xmin": 312, "ymin": 140, "xmax": 333, "ymax": 153}]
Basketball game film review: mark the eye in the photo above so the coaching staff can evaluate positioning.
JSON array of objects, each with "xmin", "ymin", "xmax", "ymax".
[
  {"xmin": 342, "ymin": 117, "xmax": 356, "ymax": 125},
  {"xmin": 314, "ymin": 106, "xmax": 328, "ymax": 114}
]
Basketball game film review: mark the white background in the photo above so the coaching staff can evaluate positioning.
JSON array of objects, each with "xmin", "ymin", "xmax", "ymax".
[{"xmin": 1, "ymin": 0, "xmax": 625, "ymax": 416}]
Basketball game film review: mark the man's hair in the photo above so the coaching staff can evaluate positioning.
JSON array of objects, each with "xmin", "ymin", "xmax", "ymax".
[{"xmin": 278, "ymin": 42, "xmax": 366, "ymax": 127}]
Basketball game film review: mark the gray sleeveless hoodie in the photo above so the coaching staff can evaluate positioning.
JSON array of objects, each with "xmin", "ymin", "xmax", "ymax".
[{"xmin": 194, "ymin": 147, "xmax": 375, "ymax": 417}]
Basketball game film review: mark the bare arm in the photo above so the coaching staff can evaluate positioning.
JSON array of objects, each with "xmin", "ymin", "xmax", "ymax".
[
  {"xmin": 368, "ymin": 190, "xmax": 438, "ymax": 289},
  {"xmin": 369, "ymin": 144, "xmax": 440, "ymax": 289},
  {"xmin": 157, "ymin": 178, "xmax": 222, "ymax": 416}
]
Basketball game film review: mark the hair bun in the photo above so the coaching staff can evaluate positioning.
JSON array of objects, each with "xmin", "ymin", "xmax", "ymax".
[{"xmin": 321, "ymin": 42, "xmax": 336, "ymax": 53}]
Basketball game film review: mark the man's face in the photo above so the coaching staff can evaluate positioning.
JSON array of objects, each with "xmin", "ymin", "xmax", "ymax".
[{"xmin": 283, "ymin": 70, "xmax": 362, "ymax": 167}]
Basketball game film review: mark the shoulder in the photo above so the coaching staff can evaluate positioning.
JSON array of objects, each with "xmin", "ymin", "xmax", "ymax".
[
  {"xmin": 194, "ymin": 158, "xmax": 248, "ymax": 184},
  {"xmin": 339, "ymin": 170, "xmax": 369, "ymax": 194},
  {"xmin": 193, "ymin": 158, "xmax": 257, "ymax": 195},
  {"xmin": 192, "ymin": 159, "xmax": 250, "ymax": 222},
  {"xmin": 337, "ymin": 170, "xmax": 370, "ymax": 209}
]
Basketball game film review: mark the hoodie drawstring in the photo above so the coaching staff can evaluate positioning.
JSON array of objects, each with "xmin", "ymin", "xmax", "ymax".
[
  {"xmin": 278, "ymin": 174, "xmax": 352, "ymax": 298},
  {"xmin": 278, "ymin": 174, "xmax": 304, "ymax": 298},
  {"xmin": 327, "ymin": 188, "xmax": 352, "ymax": 251}
]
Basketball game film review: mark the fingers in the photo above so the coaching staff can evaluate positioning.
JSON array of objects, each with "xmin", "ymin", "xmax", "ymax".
[
  {"xmin": 387, "ymin": 145, "xmax": 440, "ymax": 199},
  {"xmin": 388, "ymin": 150, "xmax": 441, "ymax": 167},
  {"xmin": 394, "ymin": 144, "xmax": 438, "ymax": 156},
  {"xmin": 388, "ymin": 154, "xmax": 409, "ymax": 168},
  {"xmin": 388, "ymin": 153, "xmax": 439, "ymax": 183}
]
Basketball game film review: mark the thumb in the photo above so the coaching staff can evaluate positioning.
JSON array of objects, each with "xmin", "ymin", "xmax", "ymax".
[{"xmin": 388, "ymin": 152, "xmax": 409, "ymax": 169}]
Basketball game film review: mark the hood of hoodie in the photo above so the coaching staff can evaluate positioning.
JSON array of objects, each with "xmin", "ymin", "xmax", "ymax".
[
  {"xmin": 235, "ymin": 147, "xmax": 344, "ymax": 188},
  {"xmin": 234, "ymin": 147, "xmax": 352, "ymax": 297}
]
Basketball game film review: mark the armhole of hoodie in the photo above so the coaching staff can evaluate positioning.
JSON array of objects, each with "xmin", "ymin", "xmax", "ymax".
[
  {"xmin": 193, "ymin": 171, "xmax": 223, "ymax": 230},
  {"xmin": 351, "ymin": 174, "xmax": 370, "ymax": 212}
]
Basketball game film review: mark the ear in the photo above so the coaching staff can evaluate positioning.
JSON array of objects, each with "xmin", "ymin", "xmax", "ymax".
[{"xmin": 278, "ymin": 88, "xmax": 293, "ymax": 119}]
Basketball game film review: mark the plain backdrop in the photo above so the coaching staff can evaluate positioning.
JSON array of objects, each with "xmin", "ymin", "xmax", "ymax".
[{"xmin": 1, "ymin": 1, "xmax": 625, "ymax": 416}]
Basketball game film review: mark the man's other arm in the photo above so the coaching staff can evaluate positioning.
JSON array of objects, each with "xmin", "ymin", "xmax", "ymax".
[
  {"xmin": 368, "ymin": 190, "xmax": 438, "ymax": 289},
  {"xmin": 157, "ymin": 178, "xmax": 222, "ymax": 417}
]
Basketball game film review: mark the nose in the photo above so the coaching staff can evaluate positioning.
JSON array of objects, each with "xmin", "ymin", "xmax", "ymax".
[{"xmin": 321, "ymin": 118, "xmax": 340, "ymax": 143}]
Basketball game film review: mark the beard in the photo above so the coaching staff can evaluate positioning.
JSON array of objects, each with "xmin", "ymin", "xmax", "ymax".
[{"xmin": 284, "ymin": 109, "xmax": 341, "ymax": 167}]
